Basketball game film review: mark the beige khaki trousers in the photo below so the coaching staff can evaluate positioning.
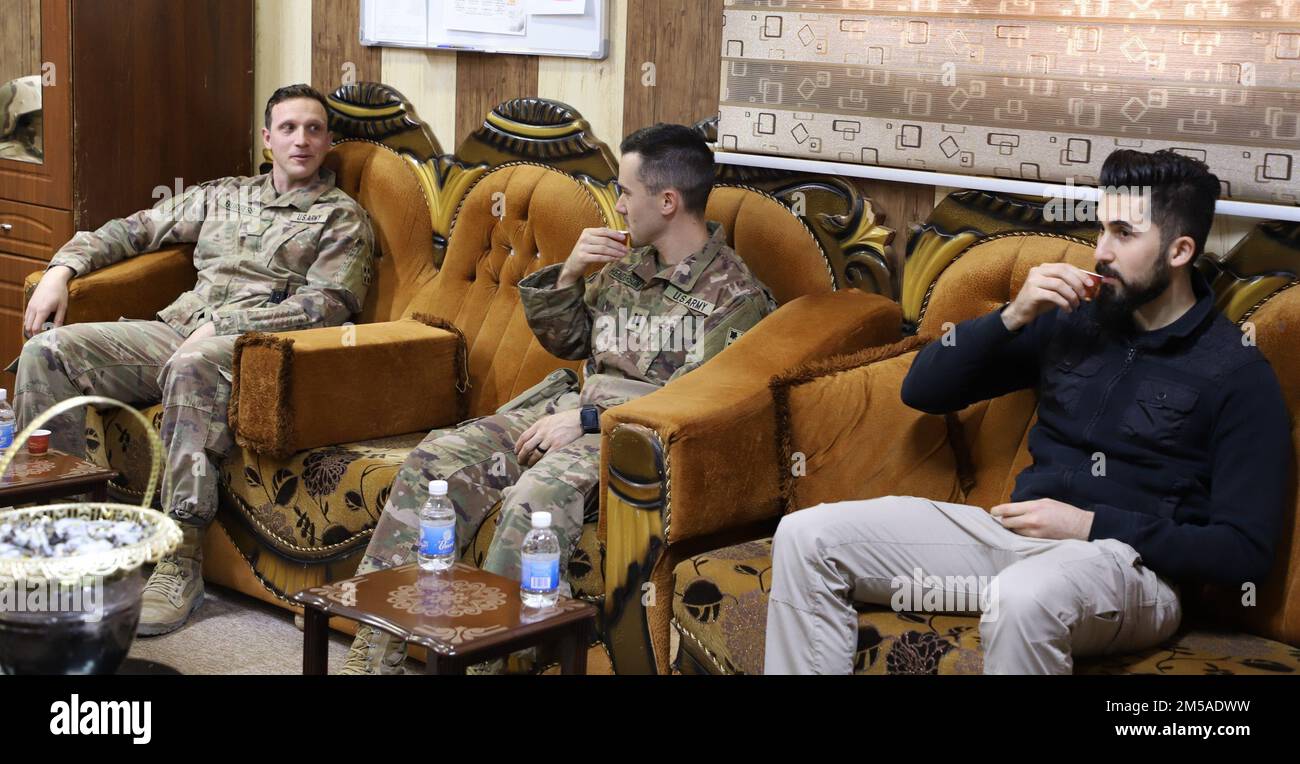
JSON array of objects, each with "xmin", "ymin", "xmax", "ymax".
[{"xmin": 764, "ymin": 496, "xmax": 1181, "ymax": 674}]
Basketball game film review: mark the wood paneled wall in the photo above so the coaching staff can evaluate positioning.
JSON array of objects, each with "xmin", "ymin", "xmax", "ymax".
[
  {"xmin": 454, "ymin": 53, "xmax": 538, "ymax": 148},
  {"xmin": 301, "ymin": 0, "xmax": 730, "ymax": 148},
  {"xmin": 621, "ymin": 0, "xmax": 724, "ymax": 137},
  {"xmin": 311, "ymin": 0, "xmax": 380, "ymax": 92},
  {"xmin": 297, "ymin": 1, "xmax": 727, "ymax": 150},
  {"xmin": 0, "ymin": 0, "xmax": 41, "ymax": 85}
]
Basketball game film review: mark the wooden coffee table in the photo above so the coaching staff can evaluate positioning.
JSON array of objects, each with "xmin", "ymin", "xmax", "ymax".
[
  {"xmin": 289, "ymin": 562, "xmax": 597, "ymax": 675},
  {"xmin": 0, "ymin": 449, "xmax": 119, "ymax": 507}
]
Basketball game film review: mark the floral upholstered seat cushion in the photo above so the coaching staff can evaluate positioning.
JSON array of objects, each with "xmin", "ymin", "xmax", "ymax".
[
  {"xmin": 1078, "ymin": 632, "xmax": 1300, "ymax": 675},
  {"xmin": 222, "ymin": 435, "xmax": 423, "ymax": 554},
  {"xmin": 672, "ymin": 538, "xmax": 1300, "ymax": 675},
  {"xmin": 84, "ymin": 405, "xmax": 165, "ymax": 501},
  {"xmin": 87, "ymin": 404, "xmax": 419, "ymax": 549},
  {"xmin": 84, "ymin": 404, "xmax": 605, "ymax": 599}
]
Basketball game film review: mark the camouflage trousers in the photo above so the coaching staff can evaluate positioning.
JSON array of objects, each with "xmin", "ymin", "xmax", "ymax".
[
  {"xmin": 12, "ymin": 320, "xmax": 236, "ymax": 527},
  {"xmin": 359, "ymin": 384, "xmax": 598, "ymax": 589}
]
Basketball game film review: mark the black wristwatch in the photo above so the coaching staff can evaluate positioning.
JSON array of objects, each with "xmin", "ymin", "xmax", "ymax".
[{"xmin": 580, "ymin": 405, "xmax": 601, "ymax": 435}]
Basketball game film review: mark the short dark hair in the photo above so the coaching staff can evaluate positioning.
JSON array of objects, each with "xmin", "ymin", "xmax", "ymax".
[
  {"xmin": 264, "ymin": 84, "xmax": 331, "ymax": 130},
  {"xmin": 619, "ymin": 124, "xmax": 715, "ymax": 216},
  {"xmin": 1098, "ymin": 149, "xmax": 1221, "ymax": 261}
]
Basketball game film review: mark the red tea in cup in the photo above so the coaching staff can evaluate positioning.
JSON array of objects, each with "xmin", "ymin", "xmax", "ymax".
[
  {"xmin": 27, "ymin": 429, "xmax": 50, "ymax": 455},
  {"xmin": 1078, "ymin": 269, "xmax": 1103, "ymax": 301}
]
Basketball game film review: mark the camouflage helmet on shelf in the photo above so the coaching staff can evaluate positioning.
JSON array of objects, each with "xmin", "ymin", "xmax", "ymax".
[{"xmin": 0, "ymin": 75, "xmax": 41, "ymax": 139}]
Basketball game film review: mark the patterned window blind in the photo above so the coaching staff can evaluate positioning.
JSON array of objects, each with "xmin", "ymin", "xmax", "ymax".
[{"xmin": 717, "ymin": 0, "xmax": 1300, "ymax": 205}]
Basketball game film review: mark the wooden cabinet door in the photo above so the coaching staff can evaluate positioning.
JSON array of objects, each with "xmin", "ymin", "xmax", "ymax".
[
  {"xmin": 0, "ymin": 197, "xmax": 73, "ymax": 261},
  {"xmin": 0, "ymin": 0, "xmax": 71, "ymax": 211}
]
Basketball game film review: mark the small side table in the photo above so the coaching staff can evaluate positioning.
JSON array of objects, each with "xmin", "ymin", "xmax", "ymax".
[
  {"xmin": 0, "ymin": 449, "xmax": 119, "ymax": 507},
  {"xmin": 290, "ymin": 562, "xmax": 597, "ymax": 675}
]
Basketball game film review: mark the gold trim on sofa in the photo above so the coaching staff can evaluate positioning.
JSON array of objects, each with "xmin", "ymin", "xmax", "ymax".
[
  {"xmin": 1200, "ymin": 221, "xmax": 1300, "ymax": 325},
  {"xmin": 327, "ymin": 82, "xmax": 443, "ymax": 161},
  {"xmin": 697, "ymin": 116, "xmax": 897, "ymax": 299}
]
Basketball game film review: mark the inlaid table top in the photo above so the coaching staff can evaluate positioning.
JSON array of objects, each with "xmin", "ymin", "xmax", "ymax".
[
  {"xmin": 289, "ymin": 562, "xmax": 596, "ymax": 659},
  {"xmin": 0, "ymin": 449, "xmax": 118, "ymax": 501}
]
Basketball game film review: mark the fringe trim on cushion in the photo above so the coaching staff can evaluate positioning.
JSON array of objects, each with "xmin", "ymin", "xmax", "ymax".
[
  {"xmin": 409, "ymin": 313, "xmax": 470, "ymax": 422},
  {"xmin": 772, "ymin": 333, "xmax": 933, "ymax": 392},
  {"xmin": 764, "ymin": 330, "xmax": 987, "ymax": 514},
  {"xmin": 230, "ymin": 332, "xmax": 296, "ymax": 459},
  {"xmin": 944, "ymin": 412, "xmax": 977, "ymax": 497},
  {"xmin": 770, "ymin": 333, "xmax": 938, "ymax": 515}
]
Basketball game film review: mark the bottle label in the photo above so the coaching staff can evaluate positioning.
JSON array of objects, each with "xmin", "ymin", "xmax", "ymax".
[
  {"xmin": 419, "ymin": 521, "xmax": 455, "ymax": 558},
  {"xmin": 0, "ymin": 421, "xmax": 13, "ymax": 450},
  {"xmin": 521, "ymin": 554, "xmax": 559, "ymax": 593}
]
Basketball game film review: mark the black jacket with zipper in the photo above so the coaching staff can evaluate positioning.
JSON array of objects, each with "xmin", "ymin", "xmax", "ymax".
[{"xmin": 901, "ymin": 269, "xmax": 1292, "ymax": 586}]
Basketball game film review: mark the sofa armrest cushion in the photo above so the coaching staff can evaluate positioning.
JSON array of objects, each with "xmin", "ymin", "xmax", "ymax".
[
  {"xmin": 602, "ymin": 290, "xmax": 903, "ymax": 544},
  {"xmin": 24, "ymin": 246, "xmax": 197, "ymax": 326},
  {"xmin": 773, "ymin": 336, "xmax": 967, "ymax": 514},
  {"xmin": 230, "ymin": 314, "xmax": 468, "ymax": 458}
]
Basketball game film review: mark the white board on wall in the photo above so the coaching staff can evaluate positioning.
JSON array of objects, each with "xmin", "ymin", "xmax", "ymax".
[{"xmin": 361, "ymin": 0, "xmax": 608, "ymax": 59}]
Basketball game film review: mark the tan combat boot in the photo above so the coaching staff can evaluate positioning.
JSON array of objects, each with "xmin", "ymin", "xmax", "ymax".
[
  {"xmin": 337, "ymin": 624, "xmax": 408, "ymax": 675},
  {"xmin": 466, "ymin": 657, "xmax": 506, "ymax": 675},
  {"xmin": 137, "ymin": 525, "xmax": 205, "ymax": 637},
  {"xmin": 466, "ymin": 648, "xmax": 536, "ymax": 675}
]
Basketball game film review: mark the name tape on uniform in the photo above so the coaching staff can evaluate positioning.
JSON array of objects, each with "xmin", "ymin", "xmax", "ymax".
[
  {"xmin": 607, "ymin": 268, "xmax": 646, "ymax": 291},
  {"xmin": 665, "ymin": 285, "xmax": 716, "ymax": 316},
  {"xmin": 220, "ymin": 198, "xmax": 261, "ymax": 216},
  {"xmin": 291, "ymin": 212, "xmax": 329, "ymax": 224}
]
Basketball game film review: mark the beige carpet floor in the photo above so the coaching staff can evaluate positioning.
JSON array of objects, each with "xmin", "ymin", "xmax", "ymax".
[
  {"xmin": 126, "ymin": 584, "xmax": 355, "ymax": 675},
  {"xmin": 126, "ymin": 583, "xmax": 613, "ymax": 675}
]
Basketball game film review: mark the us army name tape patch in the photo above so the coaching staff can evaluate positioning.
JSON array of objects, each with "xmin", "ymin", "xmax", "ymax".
[
  {"xmin": 665, "ymin": 285, "xmax": 715, "ymax": 316},
  {"xmin": 608, "ymin": 268, "xmax": 646, "ymax": 290},
  {"xmin": 291, "ymin": 212, "xmax": 329, "ymax": 224}
]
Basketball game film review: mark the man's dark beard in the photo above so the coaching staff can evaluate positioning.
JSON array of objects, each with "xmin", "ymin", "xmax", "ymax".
[{"xmin": 1094, "ymin": 252, "xmax": 1172, "ymax": 333}]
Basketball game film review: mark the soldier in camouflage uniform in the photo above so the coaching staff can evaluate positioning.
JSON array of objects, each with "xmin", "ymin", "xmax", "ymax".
[
  {"xmin": 0, "ymin": 75, "xmax": 43, "ymax": 162},
  {"xmin": 342, "ymin": 123, "xmax": 777, "ymax": 674},
  {"xmin": 10, "ymin": 85, "xmax": 375, "ymax": 636}
]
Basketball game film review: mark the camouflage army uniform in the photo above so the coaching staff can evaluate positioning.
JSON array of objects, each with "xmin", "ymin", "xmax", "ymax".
[
  {"xmin": 11, "ymin": 169, "xmax": 374, "ymax": 527},
  {"xmin": 0, "ymin": 75, "xmax": 43, "ymax": 162},
  {"xmin": 359, "ymin": 222, "xmax": 776, "ymax": 588}
]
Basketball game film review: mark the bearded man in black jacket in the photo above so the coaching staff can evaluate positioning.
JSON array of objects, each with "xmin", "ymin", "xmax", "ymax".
[{"xmin": 764, "ymin": 149, "xmax": 1291, "ymax": 674}]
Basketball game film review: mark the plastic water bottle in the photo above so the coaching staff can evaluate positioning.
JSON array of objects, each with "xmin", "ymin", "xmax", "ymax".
[
  {"xmin": 0, "ymin": 389, "xmax": 14, "ymax": 451},
  {"xmin": 520, "ymin": 511, "xmax": 560, "ymax": 608},
  {"xmin": 417, "ymin": 480, "xmax": 456, "ymax": 572}
]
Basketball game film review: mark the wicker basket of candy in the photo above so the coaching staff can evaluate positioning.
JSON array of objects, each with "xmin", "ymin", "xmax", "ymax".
[{"xmin": 0, "ymin": 396, "xmax": 181, "ymax": 674}]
